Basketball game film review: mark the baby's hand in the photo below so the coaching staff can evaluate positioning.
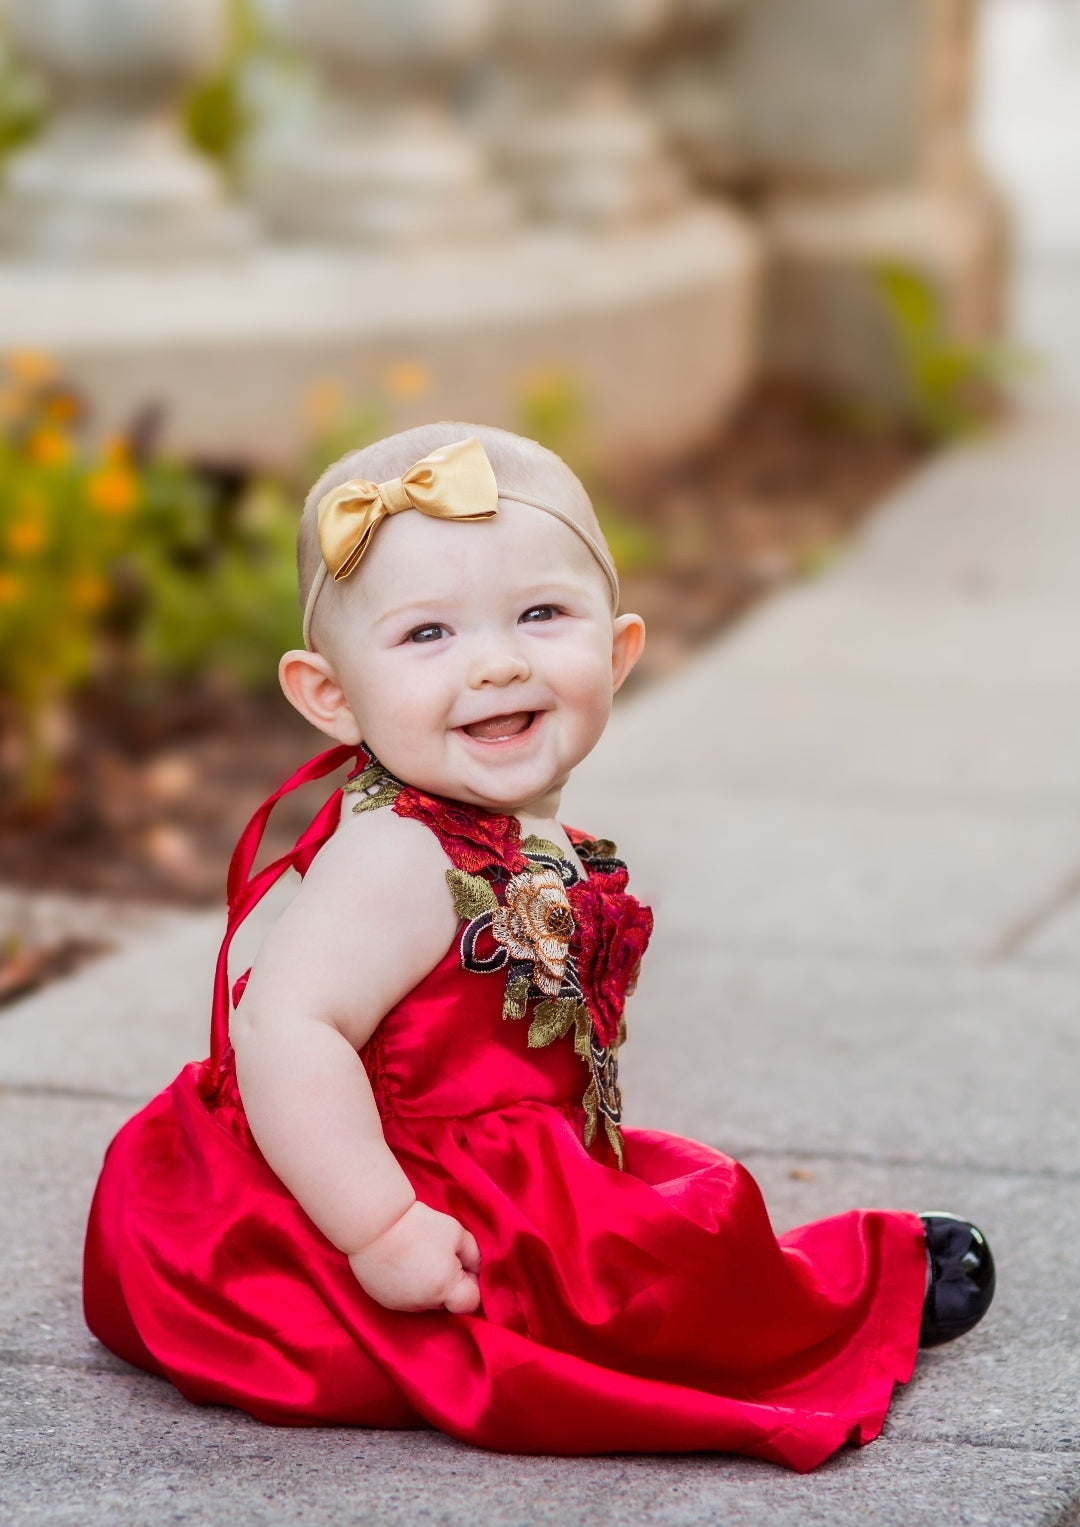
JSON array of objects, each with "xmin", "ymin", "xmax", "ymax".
[{"xmin": 348, "ymin": 1201, "xmax": 481, "ymax": 1315}]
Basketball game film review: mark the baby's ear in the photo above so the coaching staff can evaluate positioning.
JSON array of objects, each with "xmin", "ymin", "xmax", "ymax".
[
  {"xmin": 278, "ymin": 649, "xmax": 363, "ymax": 744},
  {"xmin": 611, "ymin": 614, "xmax": 646, "ymax": 694}
]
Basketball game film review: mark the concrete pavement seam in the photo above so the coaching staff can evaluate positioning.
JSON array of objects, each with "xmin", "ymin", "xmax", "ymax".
[{"xmin": 0, "ymin": 1081, "xmax": 148, "ymax": 1105}]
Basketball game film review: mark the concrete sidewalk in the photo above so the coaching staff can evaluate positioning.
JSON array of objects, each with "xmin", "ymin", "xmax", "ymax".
[{"xmin": 2, "ymin": 408, "xmax": 1078, "ymax": 1526}]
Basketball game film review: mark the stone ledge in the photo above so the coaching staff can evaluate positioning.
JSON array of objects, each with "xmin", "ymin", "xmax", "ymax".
[{"xmin": 0, "ymin": 206, "xmax": 761, "ymax": 466}]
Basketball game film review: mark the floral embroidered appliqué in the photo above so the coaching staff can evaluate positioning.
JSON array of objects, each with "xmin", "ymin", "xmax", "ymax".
[
  {"xmin": 448, "ymin": 834, "xmax": 651, "ymax": 1168},
  {"xmin": 345, "ymin": 751, "xmax": 652, "ymax": 1166}
]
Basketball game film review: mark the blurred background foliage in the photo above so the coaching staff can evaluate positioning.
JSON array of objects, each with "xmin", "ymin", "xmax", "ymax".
[
  {"xmin": 0, "ymin": 351, "xmax": 301, "ymax": 806},
  {"xmin": 872, "ymin": 264, "xmax": 1028, "ymax": 442},
  {"xmin": 0, "ymin": 37, "xmax": 47, "ymax": 168}
]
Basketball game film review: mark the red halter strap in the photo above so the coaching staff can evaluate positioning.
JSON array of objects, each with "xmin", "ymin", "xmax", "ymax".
[{"xmin": 209, "ymin": 743, "xmax": 364, "ymax": 1072}]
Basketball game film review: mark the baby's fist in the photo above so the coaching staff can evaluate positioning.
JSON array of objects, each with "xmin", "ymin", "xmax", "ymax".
[{"xmin": 348, "ymin": 1200, "xmax": 481, "ymax": 1314}]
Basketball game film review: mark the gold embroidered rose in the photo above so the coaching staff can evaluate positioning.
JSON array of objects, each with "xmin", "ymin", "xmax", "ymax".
[{"xmin": 492, "ymin": 868, "xmax": 574, "ymax": 996}]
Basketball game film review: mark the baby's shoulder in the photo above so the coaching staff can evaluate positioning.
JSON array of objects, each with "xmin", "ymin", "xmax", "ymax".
[{"xmin": 304, "ymin": 793, "xmax": 454, "ymax": 899}]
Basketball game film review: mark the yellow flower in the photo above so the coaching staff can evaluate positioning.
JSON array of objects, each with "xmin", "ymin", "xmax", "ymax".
[
  {"xmin": 27, "ymin": 429, "xmax": 70, "ymax": 467},
  {"xmin": 303, "ymin": 380, "xmax": 347, "ymax": 434},
  {"xmin": 5, "ymin": 349, "xmax": 56, "ymax": 387},
  {"xmin": 383, "ymin": 361, "xmax": 433, "ymax": 401},
  {"xmin": 6, "ymin": 519, "xmax": 47, "ymax": 557},
  {"xmin": 86, "ymin": 464, "xmax": 138, "ymax": 516},
  {"xmin": 70, "ymin": 572, "xmax": 108, "ymax": 612},
  {"xmin": 0, "ymin": 572, "xmax": 21, "ymax": 606}
]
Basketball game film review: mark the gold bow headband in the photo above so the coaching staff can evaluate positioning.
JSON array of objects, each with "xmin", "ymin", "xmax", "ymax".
[{"xmin": 302, "ymin": 436, "xmax": 619, "ymax": 649}]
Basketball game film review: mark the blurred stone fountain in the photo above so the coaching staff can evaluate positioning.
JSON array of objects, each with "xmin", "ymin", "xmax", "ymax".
[
  {"xmin": 0, "ymin": 0, "xmax": 247, "ymax": 259},
  {"xmin": 245, "ymin": 0, "xmax": 508, "ymax": 244},
  {"xmin": 0, "ymin": 0, "xmax": 1006, "ymax": 462},
  {"xmin": 493, "ymin": 0, "xmax": 682, "ymax": 227},
  {"xmin": 649, "ymin": 0, "xmax": 1008, "ymax": 405}
]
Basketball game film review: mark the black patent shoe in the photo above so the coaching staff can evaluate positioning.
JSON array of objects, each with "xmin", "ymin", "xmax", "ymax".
[{"xmin": 919, "ymin": 1213, "xmax": 996, "ymax": 1348}]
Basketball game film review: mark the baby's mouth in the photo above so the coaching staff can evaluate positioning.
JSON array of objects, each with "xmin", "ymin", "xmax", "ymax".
[{"xmin": 461, "ymin": 711, "xmax": 535, "ymax": 742}]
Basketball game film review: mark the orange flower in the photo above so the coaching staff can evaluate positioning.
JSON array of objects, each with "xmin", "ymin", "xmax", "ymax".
[
  {"xmin": 86, "ymin": 464, "xmax": 138, "ymax": 516},
  {"xmin": 27, "ymin": 429, "xmax": 70, "ymax": 467},
  {"xmin": 5, "ymin": 349, "xmax": 56, "ymax": 386},
  {"xmin": 70, "ymin": 572, "xmax": 108, "ymax": 612},
  {"xmin": 383, "ymin": 361, "xmax": 433, "ymax": 401},
  {"xmin": 0, "ymin": 572, "xmax": 21, "ymax": 606},
  {"xmin": 6, "ymin": 519, "xmax": 47, "ymax": 557}
]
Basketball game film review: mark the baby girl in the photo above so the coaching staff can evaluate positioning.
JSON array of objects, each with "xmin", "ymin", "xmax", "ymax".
[{"xmin": 84, "ymin": 423, "xmax": 994, "ymax": 1472}]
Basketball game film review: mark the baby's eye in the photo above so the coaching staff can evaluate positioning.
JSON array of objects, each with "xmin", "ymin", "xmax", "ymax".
[
  {"xmin": 407, "ymin": 623, "xmax": 447, "ymax": 644},
  {"xmin": 519, "ymin": 605, "xmax": 560, "ymax": 624}
]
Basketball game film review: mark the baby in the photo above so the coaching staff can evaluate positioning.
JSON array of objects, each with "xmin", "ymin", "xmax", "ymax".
[{"xmin": 84, "ymin": 423, "xmax": 995, "ymax": 1471}]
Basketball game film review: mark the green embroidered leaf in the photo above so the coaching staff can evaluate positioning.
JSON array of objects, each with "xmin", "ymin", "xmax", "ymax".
[
  {"xmin": 344, "ymin": 767, "xmax": 402, "ymax": 814},
  {"xmin": 521, "ymin": 835, "xmax": 567, "ymax": 861},
  {"xmin": 445, "ymin": 868, "xmax": 498, "ymax": 921},
  {"xmin": 604, "ymin": 1116, "xmax": 625, "ymax": 1169},
  {"xmin": 572, "ymin": 1007, "xmax": 593, "ymax": 1060},
  {"xmin": 502, "ymin": 978, "xmax": 531, "ymax": 1021},
  {"xmin": 578, "ymin": 837, "xmax": 618, "ymax": 861},
  {"xmin": 528, "ymin": 998, "xmax": 584, "ymax": 1049},
  {"xmin": 582, "ymin": 1084, "xmax": 599, "ymax": 1148}
]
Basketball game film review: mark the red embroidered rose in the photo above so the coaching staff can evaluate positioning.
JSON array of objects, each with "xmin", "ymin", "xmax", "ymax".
[
  {"xmin": 393, "ymin": 787, "xmax": 527, "ymax": 873},
  {"xmin": 567, "ymin": 881, "xmax": 653, "ymax": 1049}
]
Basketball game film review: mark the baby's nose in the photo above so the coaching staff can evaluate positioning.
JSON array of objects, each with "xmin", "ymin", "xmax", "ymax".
[{"xmin": 467, "ymin": 640, "xmax": 531, "ymax": 688}]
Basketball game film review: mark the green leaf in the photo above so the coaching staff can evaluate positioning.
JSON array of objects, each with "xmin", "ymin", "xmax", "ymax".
[
  {"xmin": 521, "ymin": 835, "xmax": 566, "ymax": 860},
  {"xmin": 528, "ymin": 998, "xmax": 584, "ymax": 1049},
  {"xmin": 502, "ymin": 979, "xmax": 531, "ymax": 1021},
  {"xmin": 445, "ymin": 867, "xmax": 497, "ymax": 921}
]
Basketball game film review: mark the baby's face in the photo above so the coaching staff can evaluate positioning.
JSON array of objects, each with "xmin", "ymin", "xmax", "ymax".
[{"xmin": 320, "ymin": 501, "xmax": 635, "ymax": 816}]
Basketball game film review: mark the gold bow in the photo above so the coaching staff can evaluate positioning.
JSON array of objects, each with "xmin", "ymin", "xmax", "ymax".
[{"xmin": 317, "ymin": 436, "xmax": 499, "ymax": 582}]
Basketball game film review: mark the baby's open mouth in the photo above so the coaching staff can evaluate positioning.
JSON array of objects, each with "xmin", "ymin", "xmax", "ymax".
[{"xmin": 461, "ymin": 711, "xmax": 535, "ymax": 742}]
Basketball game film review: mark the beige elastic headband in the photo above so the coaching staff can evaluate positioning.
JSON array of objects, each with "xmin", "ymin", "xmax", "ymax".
[{"xmin": 301, "ymin": 438, "xmax": 619, "ymax": 650}]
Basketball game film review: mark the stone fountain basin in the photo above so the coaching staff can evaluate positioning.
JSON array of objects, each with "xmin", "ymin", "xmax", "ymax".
[{"xmin": 0, "ymin": 205, "xmax": 760, "ymax": 467}]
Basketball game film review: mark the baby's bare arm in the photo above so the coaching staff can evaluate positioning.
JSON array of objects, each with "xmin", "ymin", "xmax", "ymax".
[{"xmin": 231, "ymin": 808, "xmax": 479, "ymax": 1312}]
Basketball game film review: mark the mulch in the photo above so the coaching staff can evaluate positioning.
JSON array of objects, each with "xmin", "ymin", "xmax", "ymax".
[{"xmin": 0, "ymin": 382, "xmax": 926, "ymax": 933}]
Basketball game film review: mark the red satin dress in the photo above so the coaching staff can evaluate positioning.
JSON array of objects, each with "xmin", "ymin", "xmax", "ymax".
[{"xmin": 84, "ymin": 745, "xmax": 927, "ymax": 1473}]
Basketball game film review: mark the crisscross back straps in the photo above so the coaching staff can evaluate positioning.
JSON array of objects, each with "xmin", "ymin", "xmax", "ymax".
[{"xmin": 209, "ymin": 743, "xmax": 364, "ymax": 1071}]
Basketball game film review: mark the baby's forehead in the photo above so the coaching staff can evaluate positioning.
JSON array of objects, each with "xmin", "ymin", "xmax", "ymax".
[{"xmin": 355, "ymin": 498, "xmax": 608, "ymax": 603}]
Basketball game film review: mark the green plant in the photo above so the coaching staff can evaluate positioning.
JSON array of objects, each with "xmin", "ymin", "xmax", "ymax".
[
  {"xmin": 0, "ymin": 351, "xmax": 301, "ymax": 806},
  {"xmin": 0, "ymin": 41, "xmax": 46, "ymax": 169},
  {"xmin": 871, "ymin": 263, "xmax": 1026, "ymax": 442},
  {"xmin": 184, "ymin": 0, "xmax": 312, "ymax": 171},
  {"xmin": 516, "ymin": 370, "xmax": 658, "ymax": 575}
]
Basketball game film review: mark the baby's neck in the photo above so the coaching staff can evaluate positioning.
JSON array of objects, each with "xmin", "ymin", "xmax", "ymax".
[
  {"xmin": 508, "ymin": 784, "xmax": 564, "ymax": 839},
  {"xmin": 512, "ymin": 789, "xmax": 585, "ymax": 873}
]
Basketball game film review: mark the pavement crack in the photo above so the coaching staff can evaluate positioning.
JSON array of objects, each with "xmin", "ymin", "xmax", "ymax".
[
  {"xmin": 0, "ymin": 1349, "xmax": 129, "ymax": 1376},
  {"xmin": 1045, "ymin": 1492, "xmax": 1080, "ymax": 1527},
  {"xmin": 0, "ymin": 1080, "xmax": 146, "ymax": 1106},
  {"xmin": 988, "ymin": 863, "xmax": 1080, "ymax": 961},
  {"xmin": 898, "ymin": 1432, "xmax": 1080, "ymax": 1456}
]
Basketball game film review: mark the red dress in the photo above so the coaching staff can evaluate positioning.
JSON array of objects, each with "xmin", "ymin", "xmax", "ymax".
[{"xmin": 84, "ymin": 745, "xmax": 927, "ymax": 1473}]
